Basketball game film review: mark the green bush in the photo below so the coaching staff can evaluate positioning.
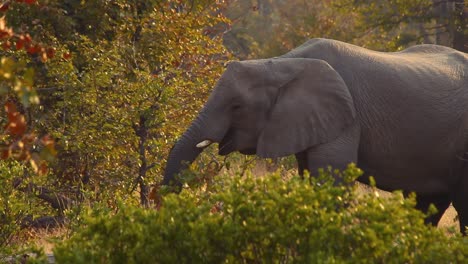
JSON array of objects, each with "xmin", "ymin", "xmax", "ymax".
[
  {"xmin": 0, "ymin": 161, "xmax": 50, "ymax": 263},
  {"xmin": 54, "ymin": 165, "xmax": 468, "ymax": 263},
  {"xmin": 0, "ymin": 161, "xmax": 26, "ymax": 252}
]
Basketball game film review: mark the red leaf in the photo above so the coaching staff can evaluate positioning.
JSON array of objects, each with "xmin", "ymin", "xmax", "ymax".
[
  {"xmin": 23, "ymin": 133, "xmax": 36, "ymax": 144},
  {"xmin": 63, "ymin": 52, "xmax": 71, "ymax": 60},
  {"xmin": 23, "ymin": 34, "xmax": 31, "ymax": 44},
  {"xmin": 0, "ymin": 30, "xmax": 11, "ymax": 38},
  {"xmin": 4, "ymin": 102, "xmax": 27, "ymax": 136},
  {"xmin": 38, "ymin": 162, "xmax": 48, "ymax": 175},
  {"xmin": 0, "ymin": 2, "xmax": 10, "ymax": 11},
  {"xmin": 46, "ymin": 47, "xmax": 55, "ymax": 58},
  {"xmin": 5, "ymin": 101, "xmax": 17, "ymax": 118},
  {"xmin": 1, "ymin": 149, "xmax": 9, "ymax": 159},
  {"xmin": 5, "ymin": 113, "xmax": 27, "ymax": 136},
  {"xmin": 40, "ymin": 135, "xmax": 54, "ymax": 147},
  {"xmin": 15, "ymin": 39, "xmax": 23, "ymax": 50},
  {"xmin": 2, "ymin": 40, "xmax": 10, "ymax": 50},
  {"xmin": 27, "ymin": 44, "xmax": 41, "ymax": 54}
]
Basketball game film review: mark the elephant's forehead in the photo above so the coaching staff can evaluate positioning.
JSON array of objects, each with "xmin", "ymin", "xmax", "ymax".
[
  {"xmin": 223, "ymin": 61, "xmax": 268, "ymax": 80},
  {"xmin": 239, "ymin": 59, "xmax": 269, "ymax": 65}
]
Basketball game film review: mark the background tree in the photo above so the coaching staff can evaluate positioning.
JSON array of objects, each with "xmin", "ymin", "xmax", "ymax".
[
  {"xmin": 0, "ymin": 1, "xmax": 230, "ymax": 248},
  {"xmin": 223, "ymin": 0, "xmax": 467, "ymax": 59},
  {"xmin": 331, "ymin": 0, "xmax": 467, "ymax": 51}
]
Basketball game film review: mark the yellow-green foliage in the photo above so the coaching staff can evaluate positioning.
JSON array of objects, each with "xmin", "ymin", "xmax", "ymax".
[
  {"xmin": 0, "ymin": 162, "xmax": 26, "ymax": 251},
  {"xmin": 0, "ymin": 162, "xmax": 52, "ymax": 255},
  {"xmin": 0, "ymin": 0, "xmax": 230, "ymax": 251},
  {"xmin": 2, "ymin": 0, "xmax": 230, "ymax": 205},
  {"xmin": 54, "ymin": 165, "xmax": 468, "ymax": 263}
]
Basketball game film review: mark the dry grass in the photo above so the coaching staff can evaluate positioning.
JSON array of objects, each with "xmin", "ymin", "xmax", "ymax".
[
  {"xmin": 30, "ymin": 227, "xmax": 67, "ymax": 254},
  {"xmin": 8, "ymin": 227, "xmax": 67, "ymax": 255}
]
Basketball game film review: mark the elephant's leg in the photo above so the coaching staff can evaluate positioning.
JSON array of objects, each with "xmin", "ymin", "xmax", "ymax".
[
  {"xmin": 454, "ymin": 204, "xmax": 468, "ymax": 235},
  {"xmin": 452, "ymin": 177, "xmax": 468, "ymax": 235},
  {"xmin": 295, "ymin": 151, "xmax": 308, "ymax": 179},
  {"xmin": 414, "ymin": 193, "xmax": 451, "ymax": 226},
  {"xmin": 304, "ymin": 123, "xmax": 360, "ymax": 185}
]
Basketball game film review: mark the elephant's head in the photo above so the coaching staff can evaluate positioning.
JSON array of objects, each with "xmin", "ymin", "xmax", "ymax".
[{"xmin": 163, "ymin": 58, "xmax": 355, "ymax": 187}]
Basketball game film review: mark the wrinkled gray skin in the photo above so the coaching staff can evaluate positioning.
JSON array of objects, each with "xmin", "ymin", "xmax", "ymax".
[{"xmin": 164, "ymin": 38, "xmax": 468, "ymax": 234}]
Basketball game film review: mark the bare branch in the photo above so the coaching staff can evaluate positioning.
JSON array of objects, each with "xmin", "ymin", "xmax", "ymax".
[{"xmin": 13, "ymin": 178, "xmax": 75, "ymax": 212}]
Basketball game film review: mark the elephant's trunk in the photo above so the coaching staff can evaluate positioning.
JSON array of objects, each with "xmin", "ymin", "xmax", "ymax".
[
  {"xmin": 163, "ymin": 120, "xmax": 204, "ymax": 188},
  {"xmin": 163, "ymin": 107, "xmax": 228, "ymax": 190}
]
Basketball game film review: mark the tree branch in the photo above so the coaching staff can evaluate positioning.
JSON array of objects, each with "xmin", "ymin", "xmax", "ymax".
[
  {"xmin": 13, "ymin": 178, "xmax": 75, "ymax": 212},
  {"xmin": 21, "ymin": 215, "xmax": 66, "ymax": 229}
]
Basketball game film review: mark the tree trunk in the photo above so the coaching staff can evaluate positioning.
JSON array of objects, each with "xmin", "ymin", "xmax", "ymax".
[
  {"xmin": 134, "ymin": 114, "xmax": 152, "ymax": 207},
  {"xmin": 13, "ymin": 178, "xmax": 74, "ymax": 212},
  {"xmin": 432, "ymin": 0, "xmax": 466, "ymax": 51},
  {"xmin": 452, "ymin": 0, "xmax": 466, "ymax": 52},
  {"xmin": 433, "ymin": 0, "xmax": 452, "ymax": 47}
]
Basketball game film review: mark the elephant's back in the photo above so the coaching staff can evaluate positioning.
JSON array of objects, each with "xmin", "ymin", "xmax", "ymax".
[
  {"xmin": 284, "ymin": 38, "xmax": 466, "ymax": 74},
  {"xmin": 386, "ymin": 45, "xmax": 467, "ymax": 81},
  {"xmin": 284, "ymin": 38, "xmax": 467, "ymax": 105}
]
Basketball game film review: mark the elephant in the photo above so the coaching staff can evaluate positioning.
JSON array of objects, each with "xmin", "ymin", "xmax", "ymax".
[{"xmin": 163, "ymin": 38, "xmax": 468, "ymax": 234}]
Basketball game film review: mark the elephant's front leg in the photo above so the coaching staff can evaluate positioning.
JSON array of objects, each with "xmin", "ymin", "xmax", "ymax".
[
  {"xmin": 299, "ymin": 123, "xmax": 360, "ymax": 185},
  {"xmin": 453, "ymin": 174, "xmax": 468, "ymax": 235},
  {"xmin": 295, "ymin": 152, "xmax": 308, "ymax": 179}
]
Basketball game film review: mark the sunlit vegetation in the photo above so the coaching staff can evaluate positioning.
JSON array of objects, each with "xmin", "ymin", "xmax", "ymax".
[{"xmin": 0, "ymin": 0, "xmax": 466, "ymax": 262}]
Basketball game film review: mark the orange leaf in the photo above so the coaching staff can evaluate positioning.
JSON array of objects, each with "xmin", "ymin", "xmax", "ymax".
[
  {"xmin": 0, "ymin": 17, "xmax": 12, "ymax": 37},
  {"xmin": 38, "ymin": 162, "xmax": 48, "ymax": 175},
  {"xmin": 1, "ymin": 149, "xmax": 9, "ymax": 159}
]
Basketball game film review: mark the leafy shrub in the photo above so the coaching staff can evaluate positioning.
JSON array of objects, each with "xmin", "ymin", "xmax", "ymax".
[
  {"xmin": 0, "ymin": 161, "xmax": 51, "ymax": 262},
  {"xmin": 0, "ymin": 161, "xmax": 25, "ymax": 251},
  {"xmin": 54, "ymin": 165, "xmax": 468, "ymax": 263}
]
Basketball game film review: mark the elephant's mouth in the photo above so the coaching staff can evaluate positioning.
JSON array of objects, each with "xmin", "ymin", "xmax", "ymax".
[
  {"xmin": 219, "ymin": 130, "xmax": 235, "ymax": 155},
  {"xmin": 218, "ymin": 128, "xmax": 257, "ymax": 156},
  {"xmin": 239, "ymin": 148, "xmax": 256, "ymax": 155}
]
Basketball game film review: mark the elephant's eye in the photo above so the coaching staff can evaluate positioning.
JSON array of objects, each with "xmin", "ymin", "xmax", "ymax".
[{"xmin": 232, "ymin": 104, "xmax": 242, "ymax": 111}]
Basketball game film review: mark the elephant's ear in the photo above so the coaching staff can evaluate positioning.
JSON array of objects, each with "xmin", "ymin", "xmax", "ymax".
[{"xmin": 257, "ymin": 58, "xmax": 356, "ymax": 158}]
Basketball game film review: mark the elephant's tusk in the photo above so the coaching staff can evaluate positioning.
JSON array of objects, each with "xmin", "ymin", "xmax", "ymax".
[{"xmin": 196, "ymin": 140, "xmax": 212, "ymax": 148}]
